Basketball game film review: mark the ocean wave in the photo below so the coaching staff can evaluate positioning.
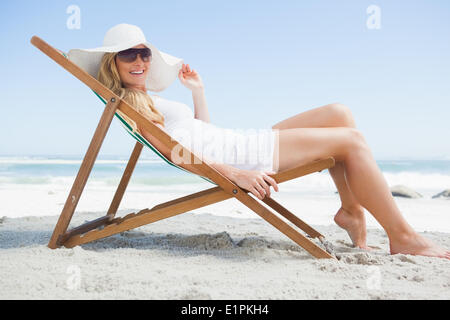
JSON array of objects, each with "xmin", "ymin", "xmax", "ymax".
[
  {"xmin": 261, "ymin": 171, "xmax": 450, "ymax": 196},
  {"xmin": 1, "ymin": 160, "xmax": 449, "ymax": 194},
  {"xmin": 382, "ymin": 172, "xmax": 450, "ymax": 190},
  {"xmin": 0, "ymin": 174, "xmax": 208, "ymax": 187}
]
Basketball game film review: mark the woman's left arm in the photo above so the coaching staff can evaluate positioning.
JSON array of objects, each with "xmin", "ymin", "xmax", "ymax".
[
  {"xmin": 192, "ymin": 88, "xmax": 210, "ymax": 123},
  {"xmin": 178, "ymin": 63, "xmax": 210, "ymax": 123}
]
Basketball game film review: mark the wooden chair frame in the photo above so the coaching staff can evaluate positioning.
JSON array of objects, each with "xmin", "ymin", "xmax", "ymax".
[{"xmin": 31, "ymin": 36, "xmax": 336, "ymax": 259}]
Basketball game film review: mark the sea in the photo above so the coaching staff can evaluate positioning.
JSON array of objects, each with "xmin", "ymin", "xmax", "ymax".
[{"xmin": 1, "ymin": 155, "xmax": 449, "ymax": 194}]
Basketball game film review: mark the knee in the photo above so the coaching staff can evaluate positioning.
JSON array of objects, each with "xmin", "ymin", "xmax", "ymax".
[
  {"xmin": 346, "ymin": 128, "xmax": 369, "ymax": 152},
  {"xmin": 327, "ymin": 103, "xmax": 356, "ymax": 128}
]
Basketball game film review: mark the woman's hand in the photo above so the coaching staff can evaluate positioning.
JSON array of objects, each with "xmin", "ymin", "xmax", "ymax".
[
  {"xmin": 178, "ymin": 63, "xmax": 204, "ymax": 92},
  {"xmin": 230, "ymin": 169, "xmax": 279, "ymax": 200}
]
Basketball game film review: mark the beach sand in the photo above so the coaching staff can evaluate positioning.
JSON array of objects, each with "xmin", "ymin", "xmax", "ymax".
[{"xmin": 1, "ymin": 188, "xmax": 449, "ymax": 299}]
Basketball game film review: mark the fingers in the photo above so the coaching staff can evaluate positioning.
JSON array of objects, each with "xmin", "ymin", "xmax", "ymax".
[
  {"xmin": 254, "ymin": 183, "xmax": 267, "ymax": 199},
  {"xmin": 263, "ymin": 172, "xmax": 279, "ymax": 192},
  {"xmin": 181, "ymin": 63, "xmax": 189, "ymax": 72},
  {"xmin": 256, "ymin": 178, "xmax": 270, "ymax": 198},
  {"xmin": 252, "ymin": 185, "xmax": 265, "ymax": 200},
  {"xmin": 181, "ymin": 63, "xmax": 195, "ymax": 74},
  {"xmin": 251, "ymin": 172, "xmax": 279, "ymax": 200},
  {"xmin": 250, "ymin": 188, "xmax": 261, "ymax": 200}
]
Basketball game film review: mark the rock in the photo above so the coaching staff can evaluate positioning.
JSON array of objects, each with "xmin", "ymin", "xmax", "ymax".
[
  {"xmin": 390, "ymin": 185, "xmax": 422, "ymax": 198},
  {"xmin": 432, "ymin": 189, "xmax": 450, "ymax": 199}
]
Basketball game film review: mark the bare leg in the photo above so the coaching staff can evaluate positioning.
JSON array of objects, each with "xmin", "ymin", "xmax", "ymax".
[
  {"xmin": 329, "ymin": 162, "xmax": 369, "ymax": 249},
  {"xmin": 273, "ymin": 103, "xmax": 368, "ymax": 248},
  {"xmin": 275, "ymin": 126, "xmax": 450, "ymax": 259},
  {"xmin": 343, "ymin": 142, "xmax": 450, "ymax": 258}
]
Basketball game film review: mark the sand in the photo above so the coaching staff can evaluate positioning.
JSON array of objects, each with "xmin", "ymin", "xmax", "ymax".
[{"xmin": 1, "ymin": 207, "xmax": 449, "ymax": 300}]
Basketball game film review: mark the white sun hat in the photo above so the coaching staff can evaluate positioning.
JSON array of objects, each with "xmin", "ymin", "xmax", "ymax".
[{"xmin": 68, "ymin": 23, "xmax": 184, "ymax": 92}]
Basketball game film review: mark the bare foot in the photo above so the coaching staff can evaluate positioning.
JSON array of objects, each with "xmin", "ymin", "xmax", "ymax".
[
  {"xmin": 334, "ymin": 206, "xmax": 371, "ymax": 250},
  {"xmin": 389, "ymin": 232, "xmax": 450, "ymax": 260}
]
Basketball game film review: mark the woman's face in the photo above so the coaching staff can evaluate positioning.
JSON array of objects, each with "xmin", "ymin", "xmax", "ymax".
[{"xmin": 115, "ymin": 44, "xmax": 150, "ymax": 91}]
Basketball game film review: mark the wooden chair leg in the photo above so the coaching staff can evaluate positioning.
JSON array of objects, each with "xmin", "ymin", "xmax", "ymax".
[
  {"xmin": 233, "ymin": 191, "xmax": 334, "ymax": 259},
  {"xmin": 57, "ymin": 214, "xmax": 115, "ymax": 246},
  {"xmin": 261, "ymin": 196, "xmax": 324, "ymax": 239},
  {"xmin": 47, "ymin": 98, "xmax": 120, "ymax": 249},
  {"xmin": 107, "ymin": 141, "xmax": 143, "ymax": 217}
]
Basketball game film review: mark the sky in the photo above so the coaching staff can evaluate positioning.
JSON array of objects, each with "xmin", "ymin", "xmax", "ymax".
[{"xmin": 0, "ymin": 0, "xmax": 449, "ymax": 160}]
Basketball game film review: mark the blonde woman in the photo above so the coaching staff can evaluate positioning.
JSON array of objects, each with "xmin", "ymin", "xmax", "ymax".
[{"xmin": 70, "ymin": 24, "xmax": 449, "ymax": 259}]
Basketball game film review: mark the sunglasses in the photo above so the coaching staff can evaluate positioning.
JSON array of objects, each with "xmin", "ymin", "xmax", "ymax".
[{"xmin": 116, "ymin": 47, "xmax": 152, "ymax": 63}]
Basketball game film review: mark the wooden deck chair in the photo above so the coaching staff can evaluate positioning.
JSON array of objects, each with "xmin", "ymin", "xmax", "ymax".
[{"xmin": 31, "ymin": 36, "xmax": 337, "ymax": 259}]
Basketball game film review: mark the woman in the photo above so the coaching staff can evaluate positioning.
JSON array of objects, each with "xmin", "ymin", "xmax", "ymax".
[{"xmin": 69, "ymin": 24, "xmax": 449, "ymax": 259}]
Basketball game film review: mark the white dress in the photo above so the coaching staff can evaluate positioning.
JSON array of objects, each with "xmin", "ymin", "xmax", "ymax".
[{"xmin": 152, "ymin": 95, "xmax": 277, "ymax": 172}]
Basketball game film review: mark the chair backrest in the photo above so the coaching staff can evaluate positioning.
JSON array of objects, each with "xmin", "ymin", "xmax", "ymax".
[{"xmin": 61, "ymin": 51, "xmax": 216, "ymax": 185}]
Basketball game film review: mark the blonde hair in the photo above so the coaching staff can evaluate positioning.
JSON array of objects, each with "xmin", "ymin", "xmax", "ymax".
[{"xmin": 97, "ymin": 52, "xmax": 165, "ymax": 133}]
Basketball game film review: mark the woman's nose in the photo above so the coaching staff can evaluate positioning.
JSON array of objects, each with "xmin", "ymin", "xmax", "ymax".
[
  {"xmin": 137, "ymin": 56, "xmax": 144, "ymax": 64},
  {"xmin": 134, "ymin": 54, "xmax": 149, "ymax": 65}
]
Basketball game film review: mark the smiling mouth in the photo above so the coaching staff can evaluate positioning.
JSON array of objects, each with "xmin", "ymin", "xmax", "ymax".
[{"xmin": 130, "ymin": 70, "xmax": 144, "ymax": 75}]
